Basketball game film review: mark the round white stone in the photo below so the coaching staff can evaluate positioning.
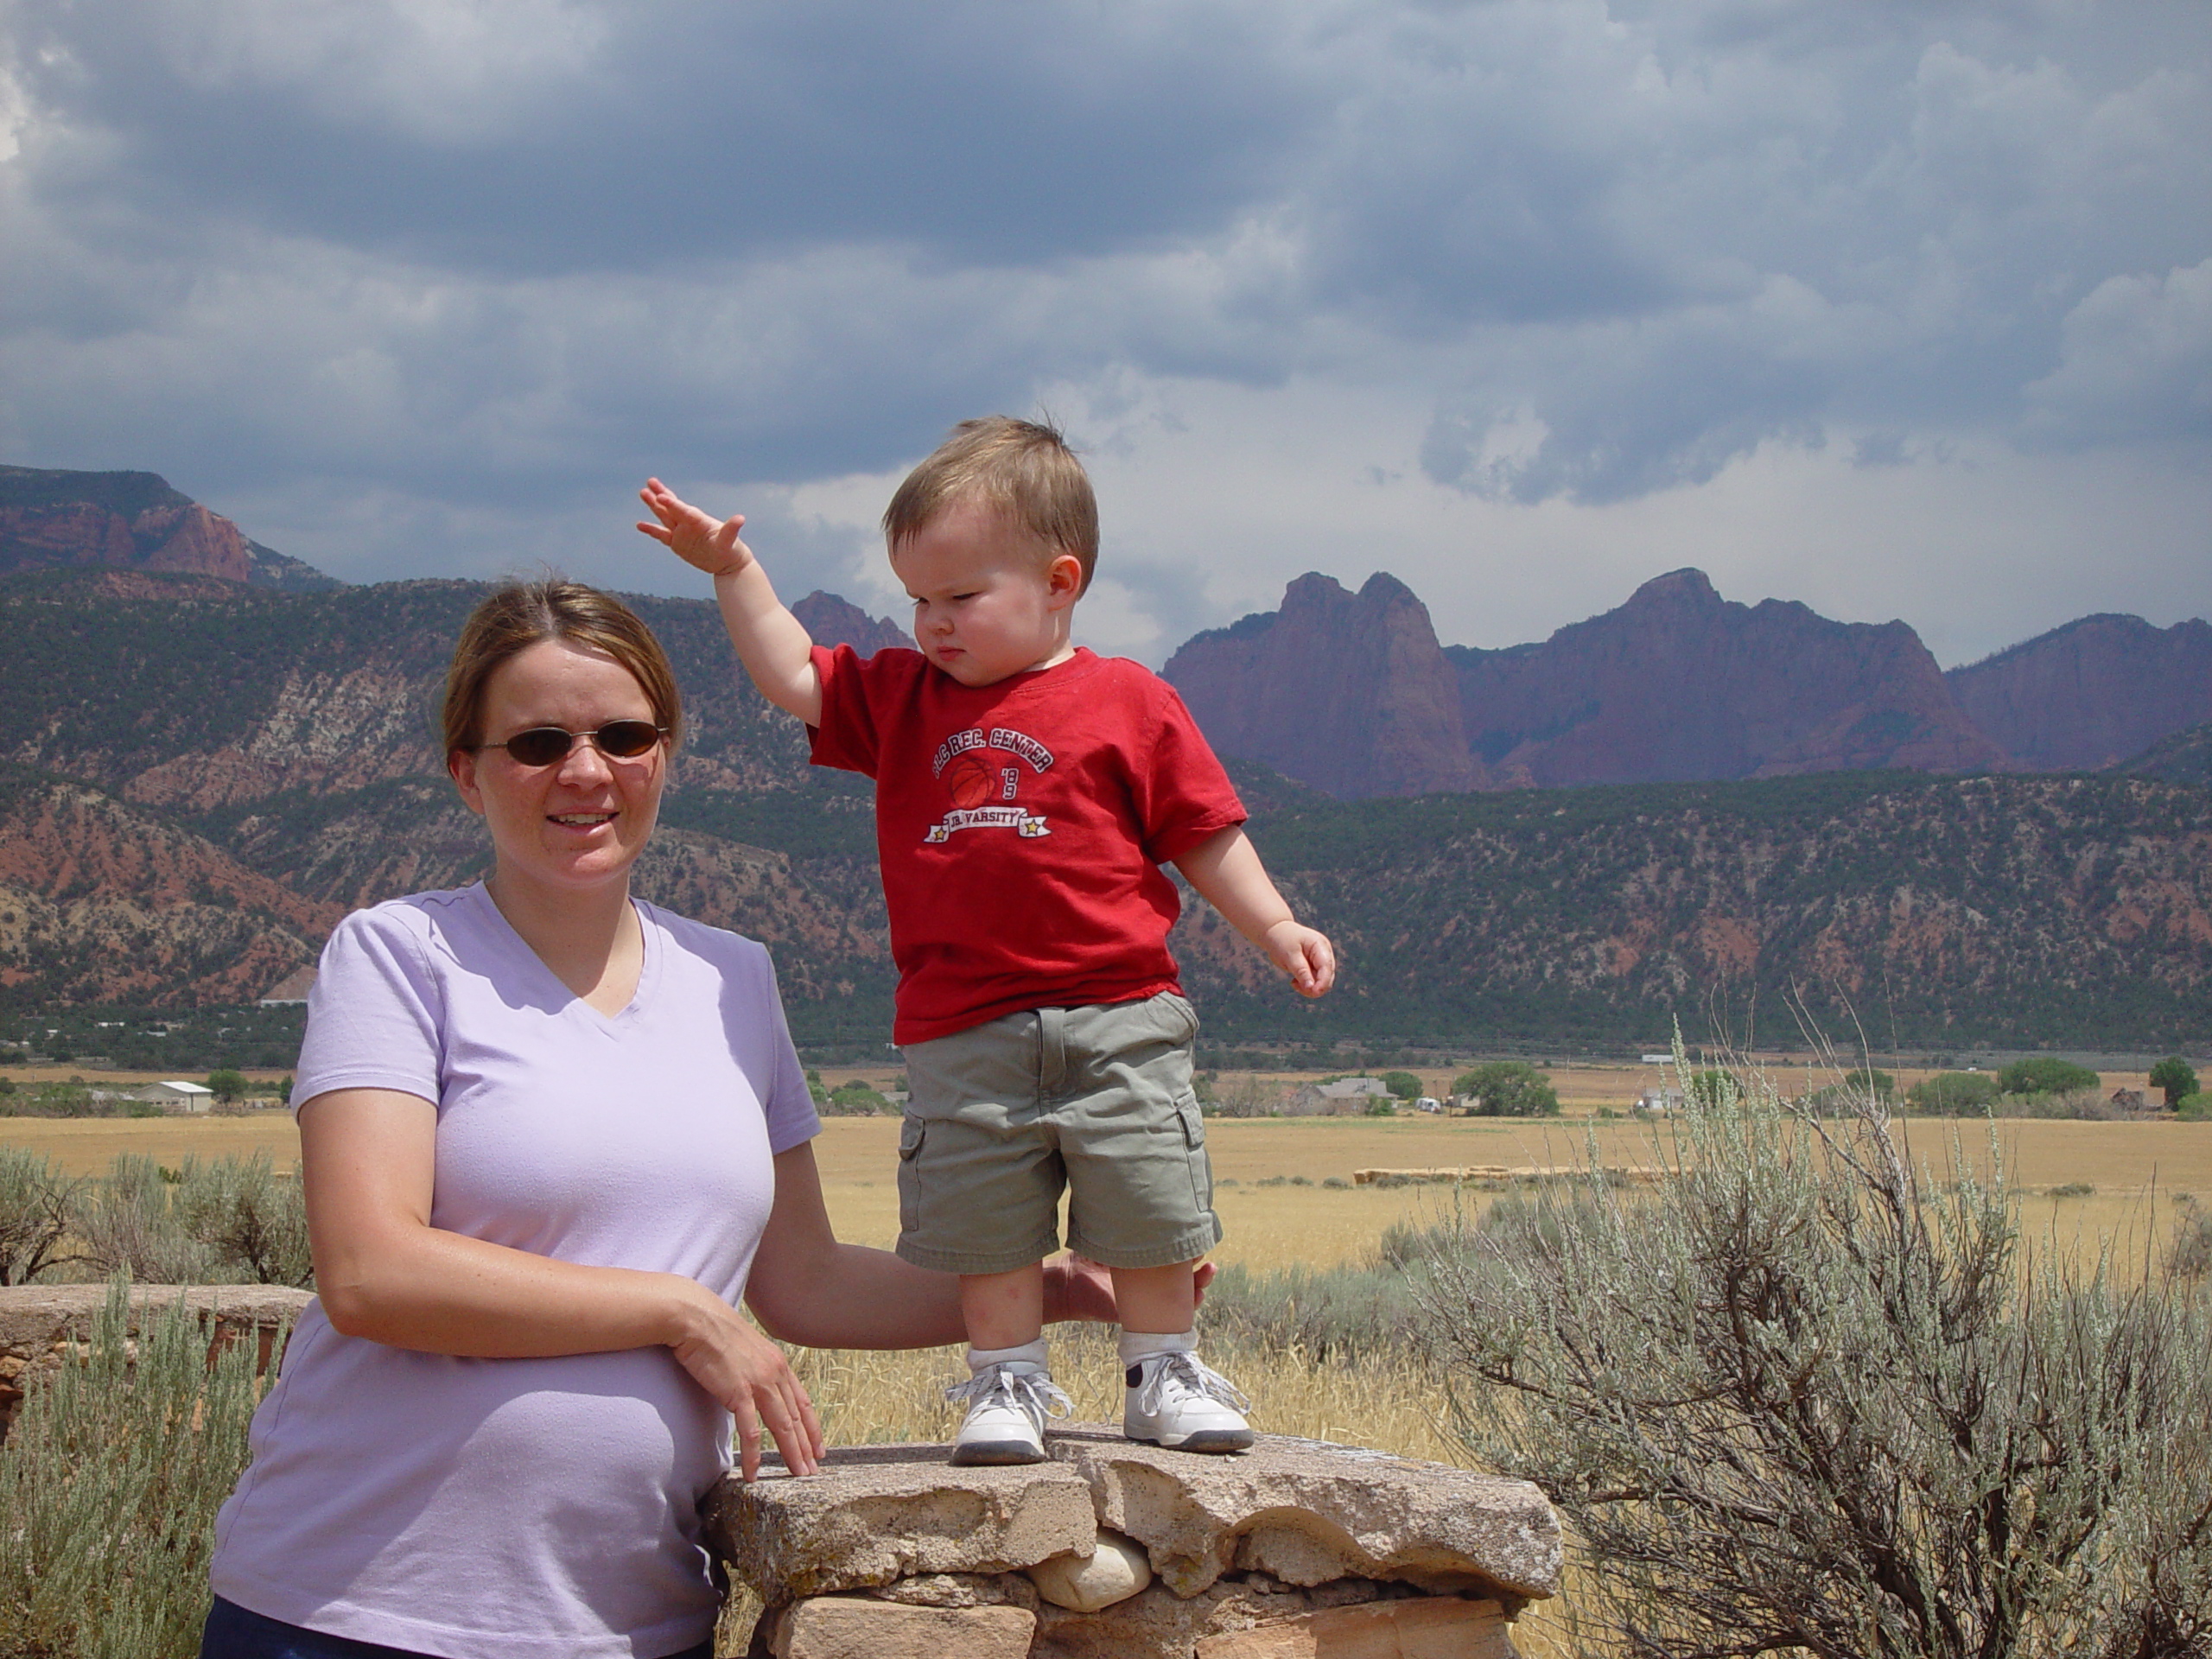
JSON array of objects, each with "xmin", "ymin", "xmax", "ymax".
[{"xmin": 1025, "ymin": 1529, "xmax": 1153, "ymax": 1611}]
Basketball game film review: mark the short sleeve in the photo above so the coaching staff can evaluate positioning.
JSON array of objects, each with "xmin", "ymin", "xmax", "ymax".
[
  {"xmin": 1134, "ymin": 677, "xmax": 1248, "ymax": 864},
  {"xmin": 740, "ymin": 942, "xmax": 822, "ymax": 1155},
  {"xmin": 808, "ymin": 643, "xmax": 885, "ymax": 778},
  {"xmin": 293, "ymin": 908, "xmax": 446, "ymax": 1110}
]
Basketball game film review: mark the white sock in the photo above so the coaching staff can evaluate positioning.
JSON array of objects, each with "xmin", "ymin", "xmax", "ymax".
[
  {"xmin": 968, "ymin": 1339, "xmax": 1048, "ymax": 1373},
  {"xmin": 1118, "ymin": 1329, "xmax": 1196, "ymax": 1369}
]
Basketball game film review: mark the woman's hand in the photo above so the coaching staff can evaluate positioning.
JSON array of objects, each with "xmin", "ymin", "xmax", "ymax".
[
  {"xmin": 1042, "ymin": 1253, "xmax": 1216, "ymax": 1324},
  {"xmin": 665, "ymin": 1285, "xmax": 826, "ymax": 1481}
]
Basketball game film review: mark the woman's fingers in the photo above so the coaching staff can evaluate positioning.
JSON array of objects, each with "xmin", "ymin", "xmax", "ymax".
[
  {"xmin": 748, "ymin": 1365, "xmax": 822, "ymax": 1480},
  {"xmin": 674, "ymin": 1306, "xmax": 823, "ymax": 1481}
]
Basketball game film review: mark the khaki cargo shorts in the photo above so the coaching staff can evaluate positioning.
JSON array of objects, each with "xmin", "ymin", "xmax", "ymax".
[{"xmin": 895, "ymin": 991, "xmax": 1222, "ymax": 1275}]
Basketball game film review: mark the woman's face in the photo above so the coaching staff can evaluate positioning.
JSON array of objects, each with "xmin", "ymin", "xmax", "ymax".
[{"xmin": 448, "ymin": 639, "xmax": 665, "ymax": 899}]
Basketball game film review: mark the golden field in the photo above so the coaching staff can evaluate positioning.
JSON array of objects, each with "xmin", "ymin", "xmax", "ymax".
[
  {"xmin": 8, "ymin": 1101, "xmax": 2202, "ymax": 1657},
  {"xmin": 4, "ymin": 1103, "xmax": 2206, "ymax": 1259}
]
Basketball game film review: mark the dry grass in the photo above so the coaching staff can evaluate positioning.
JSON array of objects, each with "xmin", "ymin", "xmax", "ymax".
[
  {"xmin": 35, "ymin": 1107, "xmax": 2184, "ymax": 1655},
  {"xmin": 0, "ymin": 1112, "xmax": 302, "ymax": 1177}
]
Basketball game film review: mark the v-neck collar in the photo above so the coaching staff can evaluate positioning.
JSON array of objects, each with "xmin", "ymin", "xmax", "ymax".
[{"xmin": 466, "ymin": 881, "xmax": 657, "ymax": 1029}]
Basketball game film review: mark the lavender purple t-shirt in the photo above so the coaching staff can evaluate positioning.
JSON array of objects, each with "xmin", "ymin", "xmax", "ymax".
[{"xmin": 209, "ymin": 884, "xmax": 820, "ymax": 1659}]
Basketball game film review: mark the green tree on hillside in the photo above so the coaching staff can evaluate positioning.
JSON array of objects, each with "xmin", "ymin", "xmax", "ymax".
[
  {"xmin": 1451, "ymin": 1061, "xmax": 1559, "ymax": 1117},
  {"xmin": 2149, "ymin": 1057, "xmax": 2199, "ymax": 1110},
  {"xmin": 1999, "ymin": 1057, "xmax": 2101, "ymax": 1097}
]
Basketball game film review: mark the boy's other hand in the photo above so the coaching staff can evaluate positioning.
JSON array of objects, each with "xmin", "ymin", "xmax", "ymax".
[
  {"xmin": 637, "ymin": 478, "xmax": 753, "ymax": 577},
  {"xmin": 1265, "ymin": 921, "xmax": 1337, "ymax": 998}
]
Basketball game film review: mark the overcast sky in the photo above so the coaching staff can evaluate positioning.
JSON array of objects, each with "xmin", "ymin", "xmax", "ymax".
[{"xmin": 2, "ymin": 1, "xmax": 2205, "ymax": 667}]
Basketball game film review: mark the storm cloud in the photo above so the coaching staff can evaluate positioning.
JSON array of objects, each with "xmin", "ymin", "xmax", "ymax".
[{"xmin": 1, "ymin": 0, "xmax": 2204, "ymax": 664}]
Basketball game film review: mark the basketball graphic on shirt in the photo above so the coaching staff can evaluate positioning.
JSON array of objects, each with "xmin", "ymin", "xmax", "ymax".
[{"xmin": 943, "ymin": 751, "xmax": 997, "ymax": 809}]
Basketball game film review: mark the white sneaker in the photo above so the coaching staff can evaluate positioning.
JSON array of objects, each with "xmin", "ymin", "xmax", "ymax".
[
  {"xmin": 946, "ymin": 1361, "xmax": 1072, "ymax": 1466},
  {"xmin": 1123, "ymin": 1352, "xmax": 1255, "ymax": 1452}
]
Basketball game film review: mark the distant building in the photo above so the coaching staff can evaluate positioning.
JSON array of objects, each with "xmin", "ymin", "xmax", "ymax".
[
  {"xmin": 258, "ymin": 967, "xmax": 316, "ymax": 1007},
  {"xmin": 141, "ymin": 1079, "xmax": 215, "ymax": 1114},
  {"xmin": 1639, "ymin": 1052, "xmax": 1673, "ymax": 1065},
  {"xmin": 1635, "ymin": 1087, "xmax": 1684, "ymax": 1114},
  {"xmin": 1281, "ymin": 1077, "xmax": 1395, "ymax": 1116}
]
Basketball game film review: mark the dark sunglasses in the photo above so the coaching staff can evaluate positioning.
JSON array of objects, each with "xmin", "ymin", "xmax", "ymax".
[{"xmin": 478, "ymin": 721, "xmax": 666, "ymax": 767}]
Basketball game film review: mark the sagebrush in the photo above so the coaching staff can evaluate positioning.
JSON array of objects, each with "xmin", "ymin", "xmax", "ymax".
[
  {"xmin": 1419, "ymin": 1060, "xmax": 2212, "ymax": 1658},
  {"xmin": 0, "ymin": 1275, "xmax": 281, "ymax": 1659}
]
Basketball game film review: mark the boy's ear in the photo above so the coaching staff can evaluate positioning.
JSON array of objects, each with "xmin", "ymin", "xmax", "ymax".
[{"xmin": 1045, "ymin": 552, "xmax": 1085, "ymax": 606}]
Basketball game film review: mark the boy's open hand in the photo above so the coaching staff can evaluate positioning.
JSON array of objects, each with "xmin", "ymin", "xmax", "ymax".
[
  {"xmin": 1264, "ymin": 920, "xmax": 1337, "ymax": 998},
  {"xmin": 638, "ymin": 478, "xmax": 753, "ymax": 578}
]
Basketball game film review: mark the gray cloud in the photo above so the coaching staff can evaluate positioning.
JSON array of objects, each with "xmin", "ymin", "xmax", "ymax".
[{"xmin": 0, "ymin": 0, "xmax": 2204, "ymax": 659}]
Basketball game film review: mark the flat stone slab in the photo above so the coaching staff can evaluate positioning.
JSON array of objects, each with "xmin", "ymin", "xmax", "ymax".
[
  {"xmin": 706, "ymin": 1427, "xmax": 1559, "ymax": 1609},
  {"xmin": 1048, "ymin": 1427, "xmax": 1559, "ymax": 1600},
  {"xmin": 704, "ymin": 1441, "xmax": 1099, "ymax": 1601},
  {"xmin": 769, "ymin": 1599, "xmax": 1037, "ymax": 1659}
]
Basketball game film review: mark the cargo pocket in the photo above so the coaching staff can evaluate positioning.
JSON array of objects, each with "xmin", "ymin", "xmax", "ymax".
[
  {"xmin": 1174, "ymin": 1093, "xmax": 1212, "ymax": 1214},
  {"xmin": 896, "ymin": 1116, "xmax": 926, "ymax": 1242}
]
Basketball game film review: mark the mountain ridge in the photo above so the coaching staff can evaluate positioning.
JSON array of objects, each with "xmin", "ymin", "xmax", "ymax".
[{"xmin": 0, "ymin": 466, "xmax": 340, "ymax": 594}]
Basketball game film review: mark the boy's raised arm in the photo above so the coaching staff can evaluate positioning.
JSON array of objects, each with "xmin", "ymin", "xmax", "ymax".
[
  {"xmin": 638, "ymin": 478, "xmax": 823, "ymax": 727},
  {"xmin": 1173, "ymin": 825, "xmax": 1336, "ymax": 998}
]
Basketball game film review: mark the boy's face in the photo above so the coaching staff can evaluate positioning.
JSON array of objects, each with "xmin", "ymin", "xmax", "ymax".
[{"xmin": 891, "ymin": 495, "xmax": 1083, "ymax": 688}]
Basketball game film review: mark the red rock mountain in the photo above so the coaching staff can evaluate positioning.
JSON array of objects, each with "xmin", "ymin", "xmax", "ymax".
[
  {"xmin": 0, "ymin": 466, "xmax": 339, "ymax": 591},
  {"xmin": 1161, "ymin": 572, "xmax": 1481, "ymax": 799},
  {"xmin": 1945, "ymin": 613, "xmax": 2212, "ymax": 772},
  {"xmin": 0, "ymin": 772, "xmax": 340, "ymax": 1006},
  {"xmin": 791, "ymin": 590, "xmax": 909, "ymax": 657},
  {"xmin": 1166, "ymin": 567, "xmax": 2010, "ymax": 798},
  {"xmin": 1449, "ymin": 569, "xmax": 2007, "ymax": 788}
]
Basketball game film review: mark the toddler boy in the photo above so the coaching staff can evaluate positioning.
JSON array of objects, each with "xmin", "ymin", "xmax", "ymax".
[{"xmin": 639, "ymin": 418, "xmax": 1333, "ymax": 1463}]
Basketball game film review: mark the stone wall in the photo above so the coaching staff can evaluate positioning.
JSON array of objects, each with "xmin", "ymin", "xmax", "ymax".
[
  {"xmin": 708, "ymin": 1425, "xmax": 1560, "ymax": 1658},
  {"xmin": 0, "ymin": 1282, "xmax": 311, "ymax": 1444}
]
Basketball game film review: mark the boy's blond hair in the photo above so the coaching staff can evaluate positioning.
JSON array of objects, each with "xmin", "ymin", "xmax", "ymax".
[{"xmin": 882, "ymin": 416, "xmax": 1099, "ymax": 593}]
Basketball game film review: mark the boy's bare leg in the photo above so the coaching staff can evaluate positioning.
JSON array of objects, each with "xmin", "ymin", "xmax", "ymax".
[
  {"xmin": 960, "ymin": 1263, "xmax": 1046, "ymax": 1350},
  {"xmin": 1109, "ymin": 1261, "xmax": 1198, "ymax": 1334},
  {"xmin": 1113, "ymin": 1259, "xmax": 1251, "ymax": 1451}
]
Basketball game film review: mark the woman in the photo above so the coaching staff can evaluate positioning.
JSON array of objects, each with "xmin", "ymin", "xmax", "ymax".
[{"xmin": 201, "ymin": 581, "xmax": 1116, "ymax": 1659}]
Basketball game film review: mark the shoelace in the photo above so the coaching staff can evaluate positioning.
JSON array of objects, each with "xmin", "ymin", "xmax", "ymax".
[
  {"xmin": 944, "ymin": 1364, "xmax": 1075, "ymax": 1427},
  {"xmin": 1133, "ymin": 1352, "xmax": 1251, "ymax": 1417}
]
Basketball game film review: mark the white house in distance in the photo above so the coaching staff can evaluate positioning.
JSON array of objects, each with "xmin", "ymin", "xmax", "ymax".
[
  {"xmin": 1280, "ymin": 1077, "xmax": 1395, "ymax": 1117},
  {"xmin": 139, "ymin": 1079, "xmax": 215, "ymax": 1114},
  {"xmin": 258, "ymin": 967, "xmax": 317, "ymax": 1008}
]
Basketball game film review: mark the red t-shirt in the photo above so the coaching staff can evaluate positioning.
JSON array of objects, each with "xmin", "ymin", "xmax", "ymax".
[{"xmin": 810, "ymin": 645, "xmax": 1248, "ymax": 1044}]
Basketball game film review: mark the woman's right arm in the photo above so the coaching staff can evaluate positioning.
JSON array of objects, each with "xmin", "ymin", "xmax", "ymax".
[{"xmin": 299, "ymin": 1087, "xmax": 823, "ymax": 1478}]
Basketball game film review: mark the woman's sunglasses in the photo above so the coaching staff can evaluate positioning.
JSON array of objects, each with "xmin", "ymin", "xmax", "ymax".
[{"xmin": 478, "ymin": 721, "xmax": 666, "ymax": 767}]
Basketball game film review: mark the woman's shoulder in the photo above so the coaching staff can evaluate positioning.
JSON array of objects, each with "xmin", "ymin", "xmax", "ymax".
[
  {"xmin": 634, "ymin": 900, "xmax": 775, "ymax": 976},
  {"xmin": 329, "ymin": 885, "xmax": 484, "ymax": 946}
]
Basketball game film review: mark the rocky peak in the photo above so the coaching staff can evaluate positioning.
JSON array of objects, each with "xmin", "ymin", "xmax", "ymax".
[
  {"xmin": 1164, "ymin": 571, "xmax": 1480, "ymax": 799},
  {"xmin": 1172, "ymin": 565, "xmax": 2014, "ymax": 797},
  {"xmin": 1946, "ymin": 613, "xmax": 2212, "ymax": 772},
  {"xmin": 1452, "ymin": 571, "xmax": 2007, "ymax": 787},
  {"xmin": 0, "ymin": 466, "xmax": 338, "ymax": 590},
  {"xmin": 1619, "ymin": 567, "xmax": 1723, "ymax": 611},
  {"xmin": 791, "ymin": 590, "xmax": 909, "ymax": 657}
]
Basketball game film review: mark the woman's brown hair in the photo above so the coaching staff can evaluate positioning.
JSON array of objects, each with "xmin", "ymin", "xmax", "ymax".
[{"xmin": 442, "ymin": 580, "xmax": 683, "ymax": 757}]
